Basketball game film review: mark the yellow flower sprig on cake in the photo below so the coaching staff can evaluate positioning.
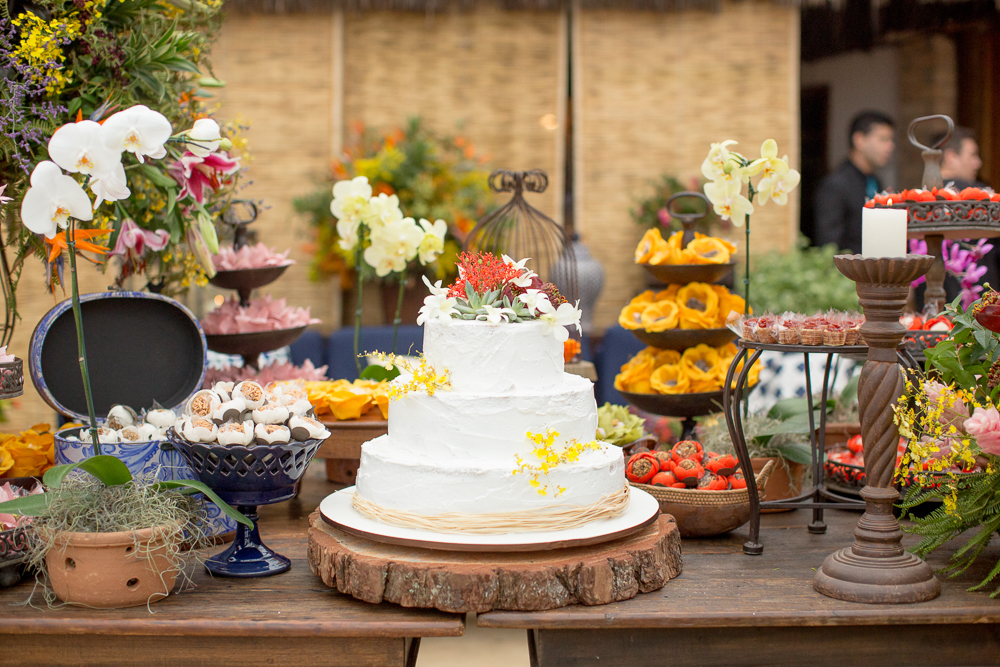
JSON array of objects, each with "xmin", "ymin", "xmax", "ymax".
[
  {"xmin": 618, "ymin": 283, "xmax": 747, "ymax": 332},
  {"xmin": 614, "ymin": 343, "xmax": 760, "ymax": 395},
  {"xmin": 513, "ymin": 429, "xmax": 603, "ymax": 497},
  {"xmin": 305, "ymin": 380, "xmax": 390, "ymax": 421},
  {"xmin": 635, "ymin": 229, "xmax": 737, "ymax": 266},
  {"xmin": 368, "ymin": 351, "xmax": 452, "ymax": 401}
]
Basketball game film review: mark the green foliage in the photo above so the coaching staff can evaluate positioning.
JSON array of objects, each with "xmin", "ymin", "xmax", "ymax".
[
  {"xmin": 597, "ymin": 403, "xmax": 646, "ymax": 446},
  {"xmin": 749, "ymin": 238, "xmax": 859, "ymax": 314},
  {"xmin": 923, "ymin": 294, "xmax": 1000, "ymax": 405},
  {"xmin": 359, "ymin": 364, "xmax": 401, "ymax": 382}
]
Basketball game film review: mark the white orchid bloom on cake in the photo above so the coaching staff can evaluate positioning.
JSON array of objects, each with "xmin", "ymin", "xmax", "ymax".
[
  {"xmin": 417, "ymin": 289, "xmax": 459, "ymax": 325},
  {"xmin": 422, "ymin": 274, "xmax": 450, "ymax": 297},
  {"xmin": 756, "ymin": 156, "xmax": 801, "ymax": 207},
  {"xmin": 364, "ymin": 217, "xmax": 425, "ymax": 276},
  {"xmin": 536, "ymin": 299, "xmax": 582, "ymax": 342},
  {"xmin": 517, "ymin": 289, "xmax": 550, "ymax": 314},
  {"xmin": 100, "ymin": 105, "xmax": 172, "ymax": 163},
  {"xmin": 478, "ymin": 303, "xmax": 516, "ymax": 324},
  {"xmin": 417, "ymin": 218, "xmax": 447, "ymax": 264},
  {"xmin": 502, "ymin": 255, "xmax": 538, "ymax": 288},
  {"xmin": 363, "ymin": 192, "xmax": 403, "ymax": 230},
  {"xmin": 704, "ymin": 180, "xmax": 754, "ymax": 226},
  {"xmin": 20, "ymin": 161, "xmax": 94, "ymax": 238},
  {"xmin": 185, "ymin": 118, "xmax": 222, "ymax": 157},
  {"xmin": 700, "ymin": 140, "xmax": 738, "ymax": 181},
  {"xmin": 48, "ymin": 120, "xmax": 121, "ymax": 176}
]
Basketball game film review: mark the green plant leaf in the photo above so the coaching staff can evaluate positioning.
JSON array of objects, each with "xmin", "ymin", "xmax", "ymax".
[
  {"xmin": 775, "ymin": 441, "xmax": 814, "ymax": 465},
  {"xmin": 360, "ymin": 364, "xmax": 401, "ymax": 381},
  {"xmin": 767, "ymin": 398, "xmax": 832, "ymax": 420},
  {"xmin": 757, "ymin": 412, "xmax": 821, "ymax": 435},
  {"xmin": 0, "ymin": 492, "xmax": 50, "ymax": 517},
  {"xmin": 152, "ymin": 480, "xmax": 253, "ymax": 528},
  {"xmin": 42, "ymin": 455, "xmax": 133, "ymax": 489}
]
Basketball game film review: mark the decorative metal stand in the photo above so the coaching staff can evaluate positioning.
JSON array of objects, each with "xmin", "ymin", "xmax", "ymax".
[
  {"xmin": 723, "ymin": 341, "xmax": 866, "ymax": 555},
  {"xmin": 813, "ymin": 254, "xmax": 940, "ymax": 604}
]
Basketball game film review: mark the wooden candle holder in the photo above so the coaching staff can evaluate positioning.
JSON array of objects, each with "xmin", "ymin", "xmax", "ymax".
[{"xmin": 814, "ymin": 255, "xmax": 941, "ymax": 604}]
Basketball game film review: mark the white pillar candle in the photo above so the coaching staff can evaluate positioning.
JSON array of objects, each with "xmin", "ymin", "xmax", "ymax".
[{"xmin": 862, "ymin": 206, "xmax": 908, "ymax": 258}]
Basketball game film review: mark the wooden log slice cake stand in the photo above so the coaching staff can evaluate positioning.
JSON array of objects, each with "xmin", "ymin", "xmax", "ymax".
[{"xmin": 307, "ymin": 511, "xmax": 682, "ymax": 613}]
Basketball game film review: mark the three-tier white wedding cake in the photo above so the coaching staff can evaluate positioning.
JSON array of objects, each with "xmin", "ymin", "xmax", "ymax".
[{"xmin": 354, "ymin": 318, "xmax": 627, "ymax": 522}]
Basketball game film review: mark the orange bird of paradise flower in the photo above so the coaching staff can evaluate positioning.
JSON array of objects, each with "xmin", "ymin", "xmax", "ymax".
[{"xmin": 45, "ymin": 229, "xmax": 112, "ymax": 265}]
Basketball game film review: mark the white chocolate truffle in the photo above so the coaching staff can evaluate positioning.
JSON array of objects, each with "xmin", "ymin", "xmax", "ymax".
[
  {"xmin": 272, "ymin": 384, "xmax": 308, "ymax": 406},
  {"xmin": 144, "ymin": 408, "xmax": 177, "ymax": 429},
  {"xmin": 118, "ymin": 426, "xmax": 142, "ymax": 442},
  {"xmin": 288, "ymin": 415, "xmax": 330, "ymax": 442},
  {"xmin": 212, "ymin": 396, "xmax": 247, "ymax": 424},
  {"xmin": 233, "ymin": 381, "xmax": 266, "ymax": 410},
  {"xmin": 106, "ymin": 404, "xmax": 137, "ymax": 430},
  {"xmin": 181, "ymin": 417, "xmax": 218, "ymax": 443},
  {"xmin": 254, "ymin": 423, "xmax": 291, "ymax": 446},
  {"xmin": 252, "ymin": 402, "xmax": 290, "ymax": 425},
  {"xmin": 212, "ymin": 381, "xmax": 235, "ymax": 402},
  {"xmin": 95, "ymin": 427, "xmax": 119, "ymax": 445},
  {"xmin": 186, "ymin": 390, "xmax": 221, "ymax": 418},
  {"xmin": 285, "ymin": 397, "xmax": 313, "ymax": 417},
  {"xmin": 135, "ymin": 423, "xmax": 161, "ymax": 442},
  {"xmin": 217, "ymin": 421, "xmax": 254, "ymax": 446}
]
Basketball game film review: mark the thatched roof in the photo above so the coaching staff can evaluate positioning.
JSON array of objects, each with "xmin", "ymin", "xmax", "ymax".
[{"xmin": 223, "ymin": 0, "xmax": 795, "ymax": 13}]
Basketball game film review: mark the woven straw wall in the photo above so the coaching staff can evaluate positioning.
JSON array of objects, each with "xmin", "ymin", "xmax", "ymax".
[
  {"xmin": 574, "ymin": 0, "xmax": 801, "ymax": 330},
  {"xmin": 342, "ymin": 7, "xmax": 566, "ymax": 221}
]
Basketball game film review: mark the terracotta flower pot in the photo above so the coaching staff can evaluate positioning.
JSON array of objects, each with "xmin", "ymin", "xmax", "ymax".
[
  {"xmin": 751, "ymin": 457, "xmax": 804, "ymax": 513},
  {"xmin": 45, "ymin": 525, "xmax": 180, "ymax": 608}
]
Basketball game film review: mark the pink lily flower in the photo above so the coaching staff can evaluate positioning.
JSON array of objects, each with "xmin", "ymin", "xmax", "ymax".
[
  {"xmin": 168, "ymin": 151, "xmax": 240, "ymax": 204},
  {"xmin": 111, "ymin": 218, "xmax": 169, "ymax": 262}
]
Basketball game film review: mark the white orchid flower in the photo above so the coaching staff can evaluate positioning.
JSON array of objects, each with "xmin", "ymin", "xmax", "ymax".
[
  {"xmin": 757, "ymin": 162, "xmax": 801, "ymax": 207},
  {"xmin": 478, "ymin": 303, "xmax": 515, "ymax": 324},
  {"xmin": 336, "ymin": 217, "xmax": 360, "ymax": 252},
  {"xmin": 701, "ymin": 140, "xmax": 738, "ymax": 181},
  {"xmin": 745, "ymin": 139, "xmax": 790, "ymax": 184},
  {"xmin": 417, "ymin": 293, "xmax": 459, "ymax": 325},
  {"xmin": 422, "ymin": 273, "xmax": 449, "ymax": 297},
  {"xmin": 89, "ymin": 161, "xmax": 131, "ymax": 209},
  {"xmin": 47, "ymin": 120, "xmax": 121, "ymax": 176},
  {"xmin": 330, "ymin": 176, "xmax": 373, "ymax": 222},
  {"xmin": 363, "ymin": 192, "xmax": 403, "ymax": 229},
  {"xmin": 20, "ymin": 161, "xmax": 93, "ymax": 238},
  {"xmin": 704, "ymin": 181, "xmax": 754, "ymax": 226},
  {"xmin": 417, "ymin": 218, "xmax": 447, "ymax": 265},
  {"xmin": 364, "ymin": 217, "xmax": 424, "ymax": 276},
  {"xmin": 100, "ymin": 105, "xmax": 172, "ymax": 163},
  {"xmin": 536, "ymin": 299, "xmax": 582, "ymax": 342},
  {"xmin": 501, "ymin": 255, "xmax": 531, "ymax": 271},
  {"xmin": 501, "ymin": 255, "xmax": 538, "ymax": 287},
  {"xmin": 186, "ymin": 118, "xmax": 222, "ymax": 157},
  {"xmin": 517, "ymin": 289, "xmax": 550, "ymax": 314}
]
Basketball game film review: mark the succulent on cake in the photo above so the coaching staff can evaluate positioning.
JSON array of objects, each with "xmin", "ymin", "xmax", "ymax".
[{"xmin": 418, "ymin": 252, "xmax": 583, "ymax": 341}]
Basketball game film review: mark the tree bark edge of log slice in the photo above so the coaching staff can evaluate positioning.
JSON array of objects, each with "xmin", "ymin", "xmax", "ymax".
[{"xmin": 306, "ymin": 510, "xmax": 683, "ymax": 613}]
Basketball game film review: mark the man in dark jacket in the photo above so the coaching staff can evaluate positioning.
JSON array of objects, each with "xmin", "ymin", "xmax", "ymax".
[{"xmin": 814, "ymin": 111, "xmax": 896, "ymax": 253}]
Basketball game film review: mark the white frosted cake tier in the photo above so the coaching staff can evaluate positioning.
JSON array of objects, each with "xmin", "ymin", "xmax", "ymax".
[
  {"xmin": 356, "ymin": 434, "xmax": 627, "ymax": 515},
  {"xmin": 422, "ymin": 319, "xmax": 564, "ymax": 393},
  {"xmin": 388, "ymin": 373, "xmax": 598, "ymax": 460}
]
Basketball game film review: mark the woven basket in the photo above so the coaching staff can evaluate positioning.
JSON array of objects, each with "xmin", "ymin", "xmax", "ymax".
[{"xmin": 632, "ymin": 460, "xmax": 774, "ymax": 538}]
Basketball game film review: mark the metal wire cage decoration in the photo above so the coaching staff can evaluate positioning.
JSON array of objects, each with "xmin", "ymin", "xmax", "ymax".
[{"xmin": 463, "ymin": 170, "xmax": 578, "ymax": 304}]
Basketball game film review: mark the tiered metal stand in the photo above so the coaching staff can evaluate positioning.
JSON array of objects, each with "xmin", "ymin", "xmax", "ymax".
[
  {"xmin": 723, "ymin": 341, "xmax": 867, "ymax": 555},
  {"xmin": 204, "ymin": 202, "xmax": 304, "ymax": 370},
  {"xmin": 620, "ymin": 192, "xmax": 739, "ymax": 441}
]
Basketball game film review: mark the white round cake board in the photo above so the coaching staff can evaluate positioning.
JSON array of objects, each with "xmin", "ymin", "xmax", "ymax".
[{"xmin": 318, "ymin": 486, "xmax": 661, "ymax": 552}]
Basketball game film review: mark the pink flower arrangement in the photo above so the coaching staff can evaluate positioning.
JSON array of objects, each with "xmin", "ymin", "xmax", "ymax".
[
  {"xmin": 0, "ymin": 482, "xmax": 42, "ymax": 530},
  {"xmin": 168, "ymin": 151, "xmax": 240, "ymax": 205},
  {"xmin": 203, "ymin": 359, "xmax": 328, "ymax": 387},
  {"xmin": 111, "ymin": 218, "xmax": 170, "ymax": 263},
  {"xmin": 213, "ymin": 243, "xmax": 294, "ymax": 271},
  {"xmin": 964, "ymin": 406, "xmax": 1000, "ymax": 456},
  {"xmin": 909, "ymin": 238, "xmax": 993, "ymax": 309},
  {"xmin": 201, "ymin": 295, "xmax": 320, "ymax": 335}
]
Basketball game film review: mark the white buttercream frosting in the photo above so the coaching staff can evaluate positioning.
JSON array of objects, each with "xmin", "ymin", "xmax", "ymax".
[
  {"xmin": 353, "ymin": 317, "xmax": 627, "ymax": 521},
  {"xmin": 422, "ymin": 319, "xmax": 564, "ymax": 393}
]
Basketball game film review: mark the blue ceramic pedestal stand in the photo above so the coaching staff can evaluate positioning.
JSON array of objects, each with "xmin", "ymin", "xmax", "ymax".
[{"xmin": 206, "ymin": 505, "xmax": 289, "ymax": 577}]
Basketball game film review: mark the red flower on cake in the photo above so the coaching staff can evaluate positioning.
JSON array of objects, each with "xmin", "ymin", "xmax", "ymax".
[{"xmin": 447, "ymin": 251, "xmax": 521, "ymax": 298}]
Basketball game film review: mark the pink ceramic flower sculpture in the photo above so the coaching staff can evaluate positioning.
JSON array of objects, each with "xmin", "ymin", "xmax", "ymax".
[
  {"xmin": 213, "ymin": 242, "xmax": 294, "ymax": 270},
  {"xmin": 201, "ymin": 295, "xmax": 320, "ymax": 335}
]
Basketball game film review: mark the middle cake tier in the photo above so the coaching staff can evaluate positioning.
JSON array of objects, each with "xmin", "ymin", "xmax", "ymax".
[{"xmin": 388, "ymin": 373, "xmax": 598, "ymax": 460}]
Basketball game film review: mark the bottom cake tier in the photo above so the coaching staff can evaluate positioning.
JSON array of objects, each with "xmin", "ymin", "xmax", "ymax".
[{"xmin": 356, "ymin": 434, "xmax": 627, "ymax": 516}]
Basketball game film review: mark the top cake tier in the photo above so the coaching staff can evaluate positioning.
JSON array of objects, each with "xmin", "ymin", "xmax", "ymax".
[{"xmin": 422, "ymin": 319, "xmax": 565, "ymax": 393}]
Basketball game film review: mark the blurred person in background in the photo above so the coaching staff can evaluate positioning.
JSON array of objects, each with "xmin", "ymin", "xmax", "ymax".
[{"xmin": 814, "ymin": 111, "xmax": 896, "ymax": 253}]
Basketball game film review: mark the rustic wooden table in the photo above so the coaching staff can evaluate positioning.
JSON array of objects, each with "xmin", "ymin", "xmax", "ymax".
[
  {"xmin": 0, "ymin": 468, "xmax": 464, "ymax": 667},
  {"xmin": 479, "ymin": 509, "xmax": 1000, "ymax": 667}
]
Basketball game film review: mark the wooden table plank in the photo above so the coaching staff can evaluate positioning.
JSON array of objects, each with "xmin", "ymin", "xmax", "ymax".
[
  {"xmin": 0, "ymin": 467, "xmax": 462, "ymax": 667},
  {"xmin": 479, "ymin": 509, "xmax": 1000, "ymax": 630}
]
